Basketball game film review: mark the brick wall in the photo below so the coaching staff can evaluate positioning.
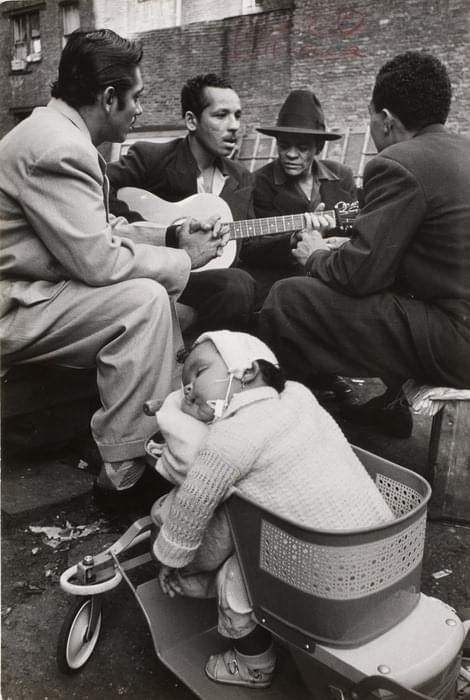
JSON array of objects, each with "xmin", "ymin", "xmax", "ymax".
[
  {"xmin": 133, "ymin": 9, "xmax": 293, "ymax": 137},
  {"xmin": 1, "ymin": 0, "xmax": 469, "ymax": 139},
  {"xmin": 0, "ymin": 0, "xmax": 95, "ymax": 136},
  {"xmin": 290, "ymin": 0, "xmax": 470, "ymax": 134},
  {"xmin": 129, "ymin": 0, "xmax": 469, "ymax": 137}
]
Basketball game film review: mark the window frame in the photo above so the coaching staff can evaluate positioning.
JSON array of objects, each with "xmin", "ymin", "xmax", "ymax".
[
  {"xmin": 11, "ymin": 8, "xmax": 42, "ymax": 66},
  {"xmin": 60, "ymin": 1, "xmax": 80, "ymax": 47}
]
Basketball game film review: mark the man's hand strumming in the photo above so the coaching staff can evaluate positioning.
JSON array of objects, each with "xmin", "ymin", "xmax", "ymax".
[{"xmin": 177, "ymin": 216, "xmax": 230, "ymax": 269}]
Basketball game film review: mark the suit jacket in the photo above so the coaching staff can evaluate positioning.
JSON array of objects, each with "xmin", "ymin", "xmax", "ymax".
[
  {"xmin": 0, "ymin": 100, "xmax": 191, "ymax": 318},
  {"xmin": 308, "ymin": 125, "xmax": 470, "ymax": 384},
  {"xmin": 108, "ymin": 137, "xmax": 254, "ymax": 222},
  {"xmin": 241, "ymin": 158, "xmax": 356, "ymax": 269}
]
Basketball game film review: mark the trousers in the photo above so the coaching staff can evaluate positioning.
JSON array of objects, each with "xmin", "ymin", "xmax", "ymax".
[
  {"xmin": 0, "ymin": 278, "xmax": 183, "ymax": 462},
  {"xmin": 257, "ymin": 277, "xmax": 470, "ymax": 389},
  {"xmin": 179, "ymin": 267, "xmax": 256, "ymax": 335},
  {"xmin": 151, "ymin": 492, "xmax": 255, "ymax": 639}
]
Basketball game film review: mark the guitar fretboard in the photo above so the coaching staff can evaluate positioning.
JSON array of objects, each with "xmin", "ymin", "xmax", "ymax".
[{"xmin": 228, "ymin": 211, "xmax": 335, "ymax": 240}]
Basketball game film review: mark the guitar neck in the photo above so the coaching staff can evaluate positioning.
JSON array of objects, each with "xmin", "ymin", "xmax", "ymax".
[{"xmin": 227, "ymin": 211, "xmax": 335, "ymax": 240}]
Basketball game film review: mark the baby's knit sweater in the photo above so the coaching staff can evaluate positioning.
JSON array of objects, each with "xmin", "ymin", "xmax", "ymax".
[
  {"xmin": 155, "ymin": 389, "xmax": 208, "ymax": 485},
  {"xmin": 154, "ymin": 381, "xmax": 394, "ymax": 568}
]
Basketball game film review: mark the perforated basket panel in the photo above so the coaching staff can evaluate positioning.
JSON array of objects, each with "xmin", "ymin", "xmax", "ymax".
[
  {"xmin": 376, "ymin": 473, "xmax": 423, "ymax": 516},
  {"xmin": 259, "ymin": 512, "xmax": 426, "ymax": 600}
]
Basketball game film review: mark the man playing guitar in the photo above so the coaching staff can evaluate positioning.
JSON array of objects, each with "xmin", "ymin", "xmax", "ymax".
[{"xmin": 108, "ymin": 73, "xmax": 256, "ymax": 336}]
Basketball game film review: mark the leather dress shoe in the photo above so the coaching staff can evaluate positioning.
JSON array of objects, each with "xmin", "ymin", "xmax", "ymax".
[
  {"xmin": 308, "ymin": 375, "xmax": 354, "ymax": 402},
  {"xmin": 340, "ymin": 391, "xmax": 413, "ymax": 439},
  {"xmin": 331, "ymin": 376, "xmax": 354, "ymax": 401}
]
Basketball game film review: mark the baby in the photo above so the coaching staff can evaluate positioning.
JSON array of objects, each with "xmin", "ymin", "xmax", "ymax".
[{"xmin": 150, "ymin": 330, "xmax": 394, "ymax": 689}]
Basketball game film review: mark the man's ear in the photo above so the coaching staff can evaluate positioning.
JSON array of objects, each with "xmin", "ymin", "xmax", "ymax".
[
  {"xmin": 101, "ymin": 86, "xmax": 117, "ymax": 113},
  {"xmin": 382, "ymin": 108, "xmax": 395, "ymax": 134},
  {"xmin": 184, "ymin": 110, "xmax": 198, "ymax": 133},
  {"xmin": 242, "ymin": 361, "xmax": 261, "ymax": 386}
]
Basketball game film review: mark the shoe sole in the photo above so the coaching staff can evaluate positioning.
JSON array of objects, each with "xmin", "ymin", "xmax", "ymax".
[{"xmin": 205, "ymin": 669, "xmax": 272, "ymax": 688}]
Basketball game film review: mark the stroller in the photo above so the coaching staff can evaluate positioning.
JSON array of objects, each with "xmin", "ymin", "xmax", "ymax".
[{"xmin": 58, "ymin": 445, "xmax": 470, "ymax": 699}]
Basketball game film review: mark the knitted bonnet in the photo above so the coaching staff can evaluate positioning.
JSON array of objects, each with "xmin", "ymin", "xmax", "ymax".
[
  {"xmin": 192, "ymin": 331, "xmax": 279, "ymax": 419},
  {"xmin": 193, "ymin": 330, "xmax": 279, "ymax": 379}
]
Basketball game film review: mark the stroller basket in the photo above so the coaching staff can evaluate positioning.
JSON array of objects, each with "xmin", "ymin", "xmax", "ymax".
[{"xmin": 227, "ymin": 446, "xmax": 432, "ymax": 649}]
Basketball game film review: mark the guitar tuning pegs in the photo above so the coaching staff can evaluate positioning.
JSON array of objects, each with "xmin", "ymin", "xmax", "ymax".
[{"xmin": 334, "ymin": 200, "xmax": 359, "ymax": 232}]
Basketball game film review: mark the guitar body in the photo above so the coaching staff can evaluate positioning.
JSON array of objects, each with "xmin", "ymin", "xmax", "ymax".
[
  {"xmin": 117, "ymin": 188, "xmax": 238, "ymax": 271},
  {"xmin": 117, "ymin": 187, "xmax": 359, "ymax": 272}
]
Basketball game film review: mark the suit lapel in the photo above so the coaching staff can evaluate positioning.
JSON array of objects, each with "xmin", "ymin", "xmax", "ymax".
[
  {"xmin": 169, "ymin": 138, "xmax": 199, "ymax": 197},
  {"xmin": 272, "ymin": 184, "xmax": 309, "ymax": 215},
  {"xmin": 320, "ymin": 179, "xmax": 352, "ymax": 209}
]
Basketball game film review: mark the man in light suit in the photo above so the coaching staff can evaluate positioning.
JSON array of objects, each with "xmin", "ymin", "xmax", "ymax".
[
  {"xmin": 0, "ymin": 29, "xmax": 227, "ymax": 507},
  {"xmin": 258, "ymin": 52, "xmax": 470, "ymax": 438}
]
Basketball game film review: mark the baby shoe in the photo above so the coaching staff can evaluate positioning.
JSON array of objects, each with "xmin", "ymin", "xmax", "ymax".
[{"xmin": 205, "ymin": 644, "xmax": 276, "ymax": 688}]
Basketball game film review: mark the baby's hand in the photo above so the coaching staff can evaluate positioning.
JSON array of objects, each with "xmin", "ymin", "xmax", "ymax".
[{"xmin": 158, "ymin": 565, "xmax": 184, "ymax": 597}]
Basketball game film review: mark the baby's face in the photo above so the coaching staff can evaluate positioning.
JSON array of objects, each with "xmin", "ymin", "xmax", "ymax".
[{"xmin": 181, "ymin": 340, "xmax": 236, "ymax": 422}]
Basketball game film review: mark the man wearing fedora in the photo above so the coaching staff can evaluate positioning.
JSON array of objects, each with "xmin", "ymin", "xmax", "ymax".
[
  {"xmin": 238, "ymin": 90, "xmax": 356, "ymax": 308},
  {"xmin": 257, "ymin": 52, "xmax": 470, "ymax": 439}
]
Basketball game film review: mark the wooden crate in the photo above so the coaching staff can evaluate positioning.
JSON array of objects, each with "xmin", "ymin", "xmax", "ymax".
[
  {"xmin": 1, "ymin": 365, "xmax": 98, "ymax": 450},
  {"xmin": 428, "ymin": 400, "xmax": 470, "ymax": 523}
]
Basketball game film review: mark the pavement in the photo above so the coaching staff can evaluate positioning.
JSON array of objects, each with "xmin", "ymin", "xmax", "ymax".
[{"xmin": 1, "ymin": 380, "xmax": 470, "ymax": 699}]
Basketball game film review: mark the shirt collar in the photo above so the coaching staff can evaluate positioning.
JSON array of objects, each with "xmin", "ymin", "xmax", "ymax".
[
  {"xmin": 273, "ymin": 157, "xmax": 339, "ymax": 185},
  {"xmin": 196, "ymin": 167, "xmax": 228, "ymax": 195},
  {"xmin": 46, "ymin": 98, "xmax": 107, "ymax": 175},
  {"xmin": 47, "ymin": 98, "xmax": 93, "ymax": 142},
  {"xmin": 316, "ymin": 159, "xmax": 339, "ymax": 181},
  {"xmin": 222, "ymin": 386, "xmax": 279, "ymax": 419},
  {"xmin": 184, "ymin": 135, "xmax": 228, "ymax": 176},
  {"xmin": 414, "ymin": 123, "xmax": 448, "ymax": 137},
  {"xmin": 217, "ymin": 155, "xmax": 232, "ymax": 177}
]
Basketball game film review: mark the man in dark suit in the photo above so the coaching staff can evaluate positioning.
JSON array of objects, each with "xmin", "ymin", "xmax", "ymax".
[
  {"xmin": 108, "ymin": 73, "xmax": 255, "ymax": 336},
  {"xmin": 257, "ymin": 52, "xmax": 470, "ymax": 438},
  {"xmin": 238, "ymin": 90, "xmax": 357, "ymax": 306}
]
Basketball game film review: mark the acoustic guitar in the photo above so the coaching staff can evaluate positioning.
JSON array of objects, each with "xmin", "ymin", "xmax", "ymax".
[{"xmin": 118, "ymin": 187, "xmax": 358, "ymax": 272}]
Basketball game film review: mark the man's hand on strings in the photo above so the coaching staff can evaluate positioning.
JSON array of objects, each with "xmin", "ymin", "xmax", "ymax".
[{"xmin": 290, "ymin": 202, "xmax": 336, "ymax": 249}]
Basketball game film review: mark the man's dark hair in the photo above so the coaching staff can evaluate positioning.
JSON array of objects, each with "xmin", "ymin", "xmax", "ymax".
[
  {"xmin": 372, "ymin": 51, "xmax": 452, "ymax": 130},
  {"xmin": 181, "ymin": 73, "xmax": 233, "ymax": 118},
  {"xmin": 51, "ymin": 29, "xmax": 143, "ymax": 109}
]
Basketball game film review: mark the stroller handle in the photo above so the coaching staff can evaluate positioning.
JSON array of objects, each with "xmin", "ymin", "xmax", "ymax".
[
  {"xmin": 143, "ymin": 399, "xmax": 161, "ymax": 416},
  {"xmin": 60, "ymin": 563, "xmax": 123, "ymax": 596}
]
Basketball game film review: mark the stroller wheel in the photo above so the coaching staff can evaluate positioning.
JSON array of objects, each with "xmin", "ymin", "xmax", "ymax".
[{"xmin": 57, "ymin": 596, "xmax": 102, "ymax": 673}]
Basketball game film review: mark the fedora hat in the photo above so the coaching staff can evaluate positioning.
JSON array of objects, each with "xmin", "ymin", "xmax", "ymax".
[{"xmin": 257, "ymin": 90, "xmax": 341, "ymax": 140}]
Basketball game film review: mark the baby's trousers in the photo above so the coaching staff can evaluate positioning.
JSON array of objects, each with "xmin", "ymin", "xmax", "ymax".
[{"xmin": 151, "ymin": 490, "xmax": 256, "ymax": 638}]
